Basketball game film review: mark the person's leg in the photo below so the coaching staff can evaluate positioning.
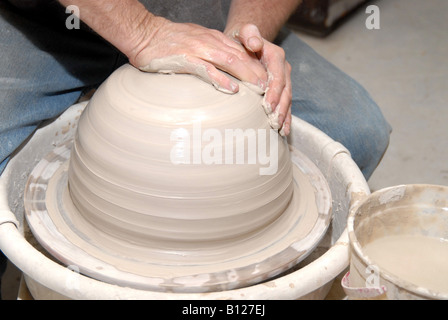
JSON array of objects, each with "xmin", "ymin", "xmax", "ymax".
[
  {"xmin": 277, "ymin": 29, "xmax": 391, "ymax": 180},
  {"xmin": 0, "ymin": 1, "xmax": 126, "ymax": 296},
  {"xmin": 0, "ymin": 2, "xmax": 127, "ymax": 174}
]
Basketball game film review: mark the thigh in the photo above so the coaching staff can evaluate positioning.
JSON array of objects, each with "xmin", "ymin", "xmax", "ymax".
[
  {"xmin": 0, "ymin": 2, "xmax": 125, "ymax": 173},
  {"xmin": 277, "ymin": 29, "xmax": 391, "ymax": 179}
]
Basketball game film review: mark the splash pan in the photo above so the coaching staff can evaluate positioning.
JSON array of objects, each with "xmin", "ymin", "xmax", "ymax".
[{"xmin": 24, "ymin": 141, "xmax": 331, "ymax": 293}]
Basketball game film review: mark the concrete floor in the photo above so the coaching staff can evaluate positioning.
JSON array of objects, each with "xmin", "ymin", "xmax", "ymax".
[
  {"xmin": 2, "ymin": 0, "xmax": 447, "ymax": 300},
  {"xmin": 295, "ymin": 0, "xmax": 448, "ymax": 191}
]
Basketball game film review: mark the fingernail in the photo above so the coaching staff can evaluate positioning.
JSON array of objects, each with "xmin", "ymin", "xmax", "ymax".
[
  {"xmin": 248, "ymin": 36, "xmax": 262, "ymax": 51},
  {"xmin": 279, "ymin": 126, "xmax": 286, "ymax": 137},
  {"xmin": 268, "ymin": 112, "xmax": 281, "ymax": 130},
  {"xmin": 230, "ymin": 82, "xmax": 239, "ymax": 92},
  {"xmin": 280, "ymin": 125, "xmax": 290, "ymax": 137},
  {"xmin": 213, "ymin": 82, "xmax": 238, "ymax": 94},
  {"xmin": 262, "ymin": 101, "xmax": 272, "ymax": 114}
]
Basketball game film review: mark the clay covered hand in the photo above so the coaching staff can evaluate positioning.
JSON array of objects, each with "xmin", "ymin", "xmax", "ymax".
[
  {"xmin": 56, "ymin": 1, "xmax": 291, "ymax": 134},
  {"xmin": 225, "ymin": 24, "xmax": 292, "ymax": 136},
  {"xmin": 131, "ymin": 17, "xmax": 268, "ymax": 95},
  {"xmin": 131, "ymin": 18, "xmax": 291, "ymax": 136}
]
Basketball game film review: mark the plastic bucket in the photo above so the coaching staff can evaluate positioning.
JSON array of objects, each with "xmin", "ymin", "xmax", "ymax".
[{"xmin": 344, "ymin": 184, "xmax": 448, "ymax": 300}]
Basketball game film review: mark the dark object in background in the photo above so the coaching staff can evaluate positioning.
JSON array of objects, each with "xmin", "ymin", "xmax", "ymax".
[
  {"xmin": 0, "ymin": 251, "xmax": 6, "ymax": 300},
  {"xmin": 287, "ymin": 0, "xmax": 369, "ymax": 37}
]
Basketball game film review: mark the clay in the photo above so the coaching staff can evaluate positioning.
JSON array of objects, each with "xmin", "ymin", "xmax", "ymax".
[
  {"xmin": 139, "ymin": 55, "xmax": 229, "ymax": 92},
  {"xmin": 27, "ymin": 138, "xmax": 331, "ymax": 292},
  {"xmin": 24, "ymin": 64, "xmax": 332, "ymax": 292},
  {"xmin": 67, "ymin": 64, "xmax": 294, "ymax": 244},
  {"xmin": 45, "ymin": 156, "xmax": 319, "ymax": 276},
  {"xmin": 139, "ymin": 55, "xmax": 284, "ymax": 134}
]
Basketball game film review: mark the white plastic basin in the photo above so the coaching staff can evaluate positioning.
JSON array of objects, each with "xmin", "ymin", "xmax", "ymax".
[{"xmin": 0, "ymin": 102, "xmax": 370, "ymax": 299}]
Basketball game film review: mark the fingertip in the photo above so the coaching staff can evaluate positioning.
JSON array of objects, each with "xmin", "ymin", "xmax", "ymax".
[
  {"xmin": 247, "ymin": 36, "xmax": 263, "ymax": 52},
  {"xmin": 280, "ymin": 123, "xmax": 290, "ymax": 137},
  {"xmin": 235, "ymin": 24, "xmax": 263, "ymax": 53},
  {"xmin": 283, "ymin": 109, "xmax": 292, "ymax": 136},
  {"xmin": 230, "ymin": 81, "xmax": 239, "ymax": 93},
  {"xmin": 204, "ymin": 61, "xmax": 240, "ymax": 94},
  {"xmin": 213, "ymin": 81, "xmax": 239, "ymax": 94}
]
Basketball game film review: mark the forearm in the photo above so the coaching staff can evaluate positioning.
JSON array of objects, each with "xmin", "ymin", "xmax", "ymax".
[
  {"xmin": 58, "ymin": 0, "xmax": 164, "ymax": 62},
  {"xmin": 225, "ymin": 0, "xmax": 302, "ymax": 41}
]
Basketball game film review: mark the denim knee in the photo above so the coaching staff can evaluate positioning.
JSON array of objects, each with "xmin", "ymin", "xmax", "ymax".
[
  {"xmin": 292, "ymin": 92, "xmax": 391, "ymax": 181},
  {"xmin": 346, "ymin": 108, "xmax": 391, "ymax": 180}
]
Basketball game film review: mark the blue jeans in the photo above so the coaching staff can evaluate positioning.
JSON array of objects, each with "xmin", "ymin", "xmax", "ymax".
[
  {"xmin": 278, "ymin": 29, "xmax": 391, "ymax": 179},
  {"xmin": 0, "ymin": 2, "xmax": 128, "ymax": 175},
  {"xmin": 0, "ymin": 4, "xmax": 390, "ymax": 181}
]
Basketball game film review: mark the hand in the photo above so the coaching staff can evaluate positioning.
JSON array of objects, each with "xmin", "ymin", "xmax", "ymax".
[
  {"xmin": 131, "ymin": 17, "xmax": 268, "ymax": 94},
  {"xmin": 226, "ymin": 24, "xmax": 292, "ymax": 136}
]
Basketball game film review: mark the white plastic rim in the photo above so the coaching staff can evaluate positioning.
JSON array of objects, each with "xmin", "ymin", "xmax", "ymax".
[{"xmin": 0, "ymin": 103, "xmax": 370, "ymax": 299}]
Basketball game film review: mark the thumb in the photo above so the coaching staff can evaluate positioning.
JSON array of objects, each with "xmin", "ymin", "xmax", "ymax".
[{"xmin": 233, "ymin": 24, "xmax": 264, "ymax": 53}]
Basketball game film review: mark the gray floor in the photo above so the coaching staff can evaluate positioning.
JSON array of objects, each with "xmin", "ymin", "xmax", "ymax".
[
  {"xmin": 2, "ymin": 0, "xmax": 447, "ymax": 300},
  {"xmin": 295, "ymin": 0, "xmax": 448, "ymax": 191}
]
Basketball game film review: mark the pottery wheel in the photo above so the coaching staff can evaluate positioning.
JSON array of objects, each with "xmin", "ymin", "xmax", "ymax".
[
  {"xmin": 24, "ymin": 64, "xmax": 332, "ymax": 293},
  {"xmin": 24, "ymin": 140, "xmax": 331, "ymax": 293}
]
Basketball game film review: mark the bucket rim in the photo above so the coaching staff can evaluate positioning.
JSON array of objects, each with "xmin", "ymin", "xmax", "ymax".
[{"xmin": 347, "ymin": 184, "xmax": 448, "ymax": 300}]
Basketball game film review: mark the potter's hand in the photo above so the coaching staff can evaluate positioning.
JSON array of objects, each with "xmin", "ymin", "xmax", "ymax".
[
  {"xmin": 131, "ymin": 17, "xmax": 268, "ymax": 94},
  {"xmin": 226, "ymin": 24, "xmax": 292, "ymax": 136}
]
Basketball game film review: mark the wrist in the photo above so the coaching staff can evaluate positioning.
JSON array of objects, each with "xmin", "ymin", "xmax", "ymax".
[{"xmin": 123, "ymin": 14, "xmax": 167, "ymax": 65}]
